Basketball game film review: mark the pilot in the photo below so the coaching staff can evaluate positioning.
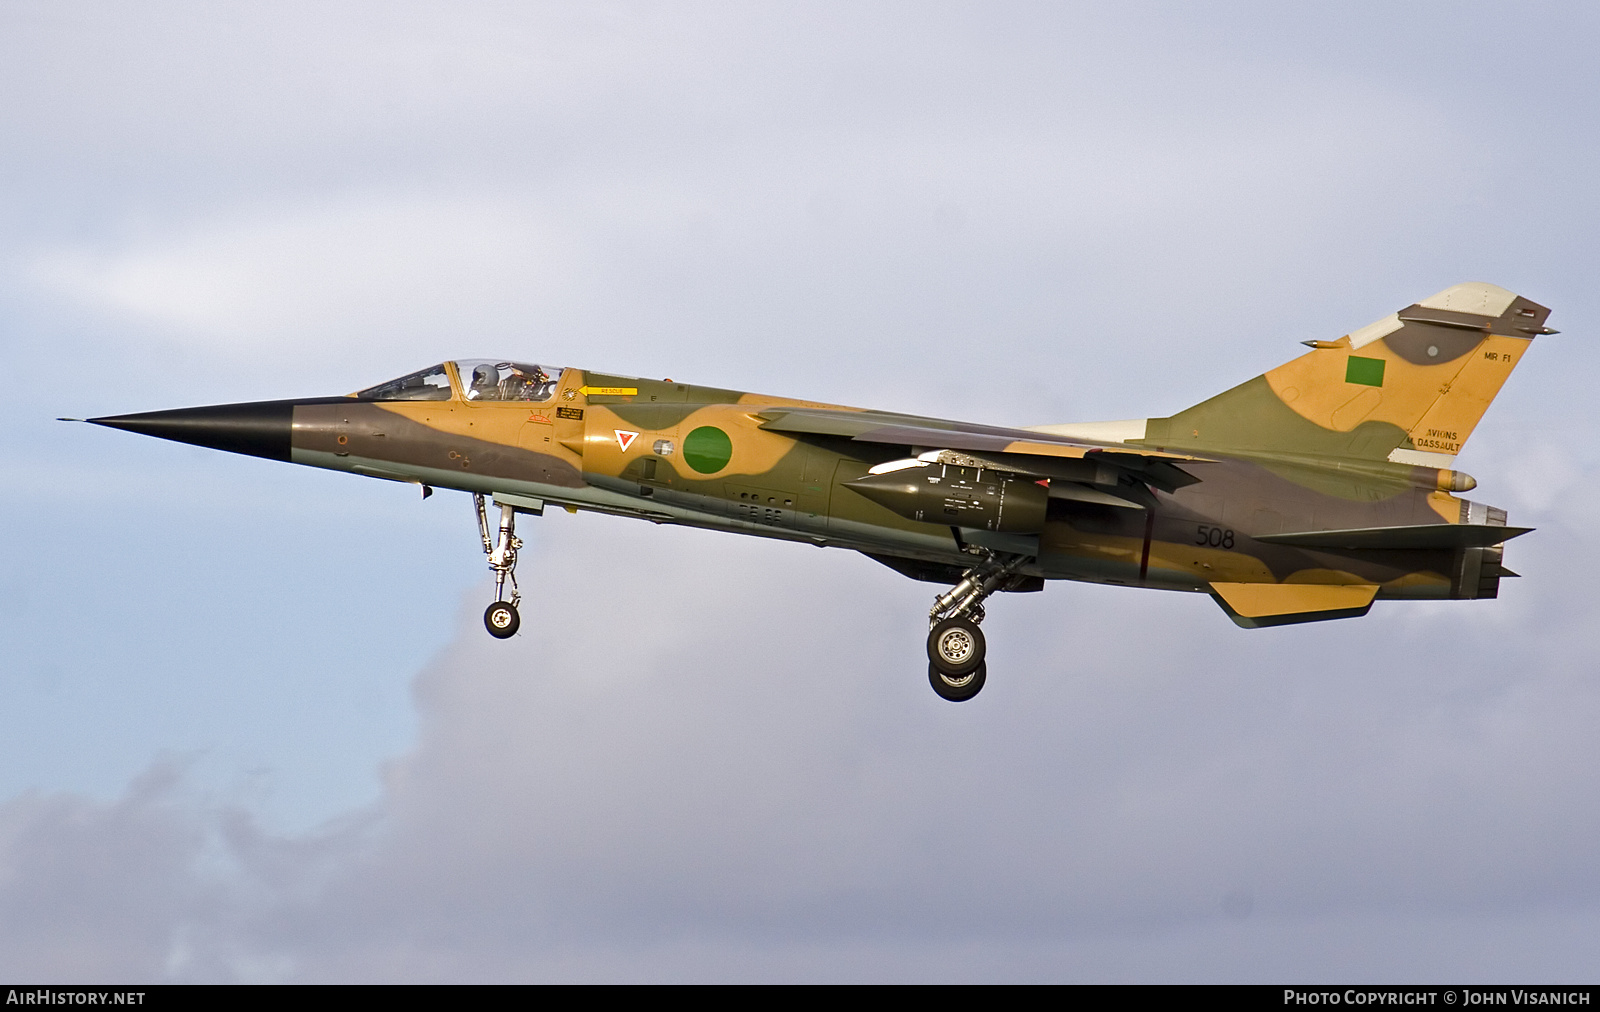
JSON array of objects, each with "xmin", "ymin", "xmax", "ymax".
[{"xmin": 468, "ymin": 364, "xmax": 500, "ymax": 400}]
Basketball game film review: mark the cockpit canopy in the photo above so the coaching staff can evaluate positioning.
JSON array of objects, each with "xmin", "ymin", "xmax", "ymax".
[
  {"xmin": 455, "ymin": 359, "xmax": 563, "ymax": 402},
  {"xmin": 356, "ymin": 363, "xmax": 452, "ymax": 401},
  {"xmin": 356, "ymin": 361, "xmax": 566, "ymax": 403}
]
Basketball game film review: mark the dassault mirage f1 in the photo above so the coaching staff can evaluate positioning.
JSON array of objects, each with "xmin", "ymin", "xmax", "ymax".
[{"xmin": 80, "ymin": 283, "xmax": 1553, "ymax": 701}]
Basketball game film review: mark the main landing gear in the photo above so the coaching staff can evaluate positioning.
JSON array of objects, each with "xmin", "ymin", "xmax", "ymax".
[
  {"xmin": 475, "ymin": 494, "xmax": 522, "ymax": 638},
  {"xmin": 925, "ymin": 553, "xmax": 1026, "ymax": 702}
]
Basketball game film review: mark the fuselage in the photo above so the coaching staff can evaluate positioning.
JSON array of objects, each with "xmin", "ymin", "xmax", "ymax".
[
  {"xmin": 83, "ymin": 281, "xmax": 1552, "ymax": 699},
  {"xmin": 96, "ymin": 359, "xmax": 1503, "ymax": 608}
]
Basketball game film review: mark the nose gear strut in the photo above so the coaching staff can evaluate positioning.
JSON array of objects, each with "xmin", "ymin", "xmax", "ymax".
[
  {"xmin": 476, "ymin": 493, "xmax": 523, "ymax": 638},
  {"xmin": 926, "ymin": 552, "xmax": 1027, "ymax": 702}
]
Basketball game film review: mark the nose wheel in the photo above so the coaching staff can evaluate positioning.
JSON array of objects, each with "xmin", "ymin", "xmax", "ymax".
[
  {"xmin": 476, "ymin": 494, "xmax": 524, "ymax": 639},
  {"xmin": 484, "ymin": 600, "xmax": 520, "ymax": 638}
]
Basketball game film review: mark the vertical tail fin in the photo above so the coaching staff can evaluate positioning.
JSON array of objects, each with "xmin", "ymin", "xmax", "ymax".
[{"xmin": 1142, "ymin": 283, "xmax": 1553, "ymax": 465}]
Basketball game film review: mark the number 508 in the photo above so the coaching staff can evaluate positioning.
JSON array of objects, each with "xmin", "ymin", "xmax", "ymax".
[{"xmin": 1195, "ymin": 525, "xmax": 1234, "ymax": 549}]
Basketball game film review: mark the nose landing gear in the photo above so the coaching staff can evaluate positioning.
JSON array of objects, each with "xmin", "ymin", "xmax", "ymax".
[
  {"xmin": 925, "ymin": 552, "xmax": 1025, "ymax": 702},
  {"xmin": 476, "ymin": 493, "xmax": 523, "ymax": 639}
]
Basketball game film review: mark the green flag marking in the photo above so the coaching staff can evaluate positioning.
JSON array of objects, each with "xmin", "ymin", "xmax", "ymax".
[{"xmin": 1346, "ymin": 356, "xmax": 1386, "ymax": 387}]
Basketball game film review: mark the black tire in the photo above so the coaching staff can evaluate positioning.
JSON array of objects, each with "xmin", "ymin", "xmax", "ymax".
[
  {"xmin": 929, "ymin": 661, "xmax": 986, "ymax": 702},
  {"xmin": 927, "ymin": 617, "xmax": 985, "ymax": 676},
  {"xmin": 484, "ymin": 601, "xmax": 520, "ymax": 639}
]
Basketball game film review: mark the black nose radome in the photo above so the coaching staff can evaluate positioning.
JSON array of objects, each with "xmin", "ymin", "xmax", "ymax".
[{"xmin": 87, "ymin": 400, "xmax": 301, "ymax": 462}]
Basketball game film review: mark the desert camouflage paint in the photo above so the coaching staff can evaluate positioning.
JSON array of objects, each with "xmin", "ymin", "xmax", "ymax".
[{"xmin": 88, "ymin": 283, "xmax": 1547, "ymax": 629}]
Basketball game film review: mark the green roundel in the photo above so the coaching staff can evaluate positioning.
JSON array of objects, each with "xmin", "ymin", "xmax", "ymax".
[{"xmin": 683, "ymin": 425, "xmax": 733, "ymax": 474}]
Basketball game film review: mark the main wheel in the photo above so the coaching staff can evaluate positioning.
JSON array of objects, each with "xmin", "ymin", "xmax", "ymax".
[
  {"xmin": 484, "ymin": 600, "xmax": 520, "ymax": 638},
  {"xmin": 927, "ymin": 617, "xmax": 985, "ymax": 676},
  {"xmin": 929, "ymin": 660, "xmax": 986, "ymax": 702}
]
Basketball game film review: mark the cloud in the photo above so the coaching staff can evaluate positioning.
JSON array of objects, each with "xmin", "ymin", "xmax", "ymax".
[
  {"xmin": 6, "ymin": 1, "xmax": 1600, "ymax": 984},
  {"xmin": 4, "ymin": 504, "xmax": 1599, "ymax": 982},
  {"xmin": 12, "ymin": 1, "xmax": 1467, "ymax": 404},
  {"xmin": 18, "ymin": 80, "xmax": 1457, "ymax": 418},
  {"xmin": 25, "ymin": 194, "xmax": 589, "ymax": 367},
  {"xmin": 0, "ymin": 766, "xmax": 211, "ymax": 981}
]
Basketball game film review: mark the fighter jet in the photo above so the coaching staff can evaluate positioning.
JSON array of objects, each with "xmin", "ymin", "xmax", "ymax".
[{"xmin": 79, "ymin": 282, "xmax": 1553, "ymax": 701}]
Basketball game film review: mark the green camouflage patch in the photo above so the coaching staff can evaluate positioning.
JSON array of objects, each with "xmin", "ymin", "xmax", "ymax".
[{"xmin": 1140, "ymin": 375, "xmax": 1409, "ymax": 475}]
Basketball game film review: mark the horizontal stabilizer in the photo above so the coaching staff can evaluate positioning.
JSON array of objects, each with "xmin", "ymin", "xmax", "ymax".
[
  {"xmin": 1257, "ymin": 524, "xmax": 1532, "ymax": 550},
  {"xmin": 1209, "ymin": 582, "xmax": 1379, "ymax": 629}
]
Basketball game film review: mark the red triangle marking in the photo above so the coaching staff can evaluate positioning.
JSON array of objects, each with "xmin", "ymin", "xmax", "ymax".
[{"xmin": 614, "ymin": 429, "xmax": 639, "ymax": 451}]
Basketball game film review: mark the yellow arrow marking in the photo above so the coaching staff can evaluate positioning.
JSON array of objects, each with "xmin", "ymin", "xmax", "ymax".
[{"xmin": 579, "ymin": 385, "xmax": 637, "ymax": 396}]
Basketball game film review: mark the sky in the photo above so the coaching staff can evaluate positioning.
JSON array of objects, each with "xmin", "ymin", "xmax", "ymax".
[{"xmin": 2, "ymin": 0, "xmax": 1599, "ymax": 983}]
